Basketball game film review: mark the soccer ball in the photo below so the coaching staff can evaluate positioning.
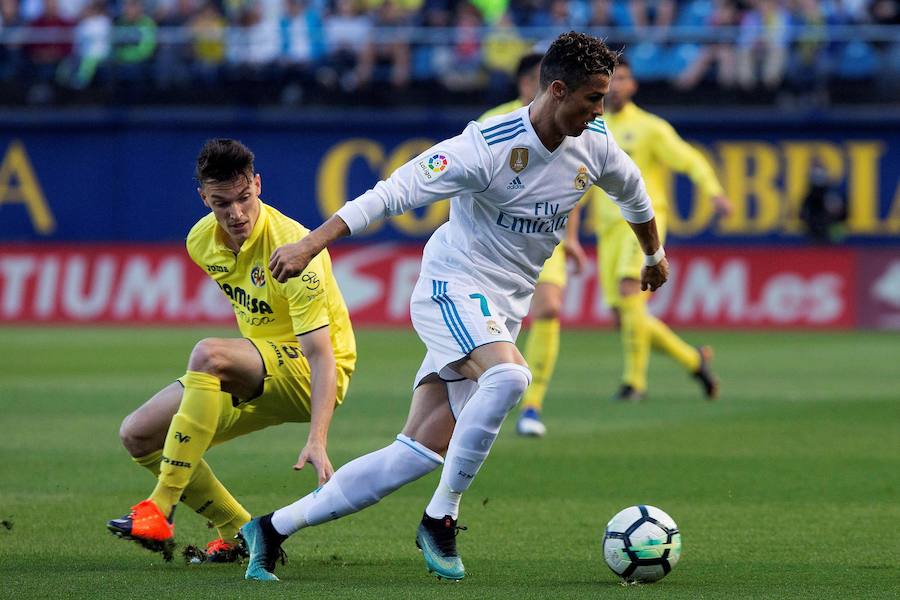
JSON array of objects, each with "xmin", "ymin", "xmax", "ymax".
[{"xmin": 602, "ymin": 505, "xmax": 682, "ymax": 583}]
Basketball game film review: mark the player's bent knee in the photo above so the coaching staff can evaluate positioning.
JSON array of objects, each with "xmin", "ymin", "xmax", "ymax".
[
  {"xmin": 187, "ymin": 338, "xmax": 228, "ymax": 377},
  {"xmin": 119, "ymin": 417, "xmax": 156, "ymax": 457},
  {"xmin": 480, "ymin": 363, "xmax": 532, "ymax": 411}
]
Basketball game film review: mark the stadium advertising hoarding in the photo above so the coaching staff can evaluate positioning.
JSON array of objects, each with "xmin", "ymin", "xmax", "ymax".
[
  {"xmin": 1, "ymin": 243, "xmax": 895, "ymax": 329},
  {"xmin": 856, "ymin": 249, "xmax": 900, "ymax": 330},
  {"xmin": 1, "ymin": 112, "xmax": 899, "ymax": 244}
]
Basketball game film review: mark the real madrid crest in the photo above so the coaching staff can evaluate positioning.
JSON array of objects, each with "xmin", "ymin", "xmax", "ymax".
[
  {"xmin": 574, "ymin": 165, "xmax": 589, "ymax": 191},
  {"xmin": 509, "ymin": 147, "xmax": 529, "ymax": 173},
  {"xmin": 486, "ymin": 319, "xmax": 502, "ymax": 336}
]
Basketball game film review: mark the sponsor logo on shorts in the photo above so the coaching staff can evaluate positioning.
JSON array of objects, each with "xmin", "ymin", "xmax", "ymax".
[
  {"xmin": 174, "ymin": 431, "xmax": 191, "ymax": 443},
  {"xmin": 267, "ymin": 340, "xmax": 285, "ymax": 367}
]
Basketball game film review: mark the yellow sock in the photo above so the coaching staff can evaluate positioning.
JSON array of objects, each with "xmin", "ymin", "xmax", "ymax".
[
  {"xmin": 646, "ymin": 315, "xmax": 701, "ymax": 372},
  {"xmin": 133, "ymin": 449, "xmax": 164, "ymax": 474},
  {"xmin": 618, "ymin": 294, "xmax": 650, "ymax": 392},
  {"xmin": 181, "ymin": 462, "xmax": 251, "ymax": 541},
  {"xmin": 134, "ymin": 450, "xmax": 250, "ymax": 540},
  {"xmin": 521, "ymin": 318, "xmax": 560, "ymax": 412},
  {"xmin": 150, "ymin": 370, "xmax": 221, "ymax": 514}
]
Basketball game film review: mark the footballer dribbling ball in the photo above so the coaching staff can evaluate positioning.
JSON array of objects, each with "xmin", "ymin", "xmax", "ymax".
[{"xmin": 602, "ymin": 505, "xmax": 681, "ymax": 583}]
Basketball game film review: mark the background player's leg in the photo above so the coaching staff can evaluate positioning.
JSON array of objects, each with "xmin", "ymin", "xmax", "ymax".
[
  {"xmin": 646, "ymin": 318, "xmax": 718, "ymax": 399},
  {"xmin": 518, "ymin": 282, "xmax": 562, "ymax": 437},
  {"xmin": 521, "ymin": 316, "xmax": 559, "ymax": 412},
  {"xmin": 268, "ymin": 377, "xmax": 452, "ymax": 537},
  {"xmin": 599, "ymin": 232, "xmax": 645, "ymax": 401},
  {"xmin": 617, "ymin": 279, "xmax": 651, "ymax": 397},
  {"xmin": 647, "ymin": 315, "xmax": 702, "ymax": 371}
]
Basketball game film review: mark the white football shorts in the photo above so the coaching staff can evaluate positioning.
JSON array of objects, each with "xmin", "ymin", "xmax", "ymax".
[{"xmin": 410, "ymin": 274, "xmax": 522, "ymax": 416}]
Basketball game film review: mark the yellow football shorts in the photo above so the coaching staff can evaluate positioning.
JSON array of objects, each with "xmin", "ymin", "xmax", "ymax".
[
  {"xmin": 535, "ymin": 243, "xmax": 568, "ymax": 288},
  {"xmin": 599, "ymin": 212, "xmax": 668, "ymax": 308},
  {"xmin": 179, "ymin": 337, "xmax": 353, "ymax": 447}
]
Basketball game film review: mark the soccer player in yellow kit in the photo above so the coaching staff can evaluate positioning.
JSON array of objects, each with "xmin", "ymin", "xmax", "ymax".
[
  {"xmin": 480, "ymin": 52, "xmax": 588, "ymax": 437},
  {"xmin": 479, "ymin": 52, "xmax": 543, "ymax": 121},
  {"xmin": 593, "ymin": 58, "xmax": 731, "ymax": 401},
  {"xmin": 107, "ymin": 139, "xmax": 356, "ymax": 561}
]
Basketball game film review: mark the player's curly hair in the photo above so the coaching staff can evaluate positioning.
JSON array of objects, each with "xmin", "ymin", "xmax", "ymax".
[
  {"xmin": 195, "ymin": 138, "xmax": 255, "ymax": 184},
  {"xmin": 540, "ymin": 31, "xmax": 619, "ymax": 91}
]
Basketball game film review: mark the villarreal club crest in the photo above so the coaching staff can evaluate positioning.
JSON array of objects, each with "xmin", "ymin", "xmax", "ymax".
[{"xmin": 250, "ymin": 264, "xmax": 266, "ymax": 288}]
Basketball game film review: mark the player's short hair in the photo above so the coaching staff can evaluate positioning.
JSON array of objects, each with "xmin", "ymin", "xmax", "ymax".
[
  {"xmin": 540, "ymin": 32, "xmax": 619, "ymax": 91},
  {"xmin": 195, "ymin": 139, "xmax": 255, "ymax": 184},
  {"xmin": 516, "ymin": 52, "xmax": 544, "ymax": 80}
]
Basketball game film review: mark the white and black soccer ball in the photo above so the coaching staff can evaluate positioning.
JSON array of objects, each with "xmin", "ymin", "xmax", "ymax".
[{"xmin": 602, "ymin": 505, "xmax": 682, "ymax": 583}]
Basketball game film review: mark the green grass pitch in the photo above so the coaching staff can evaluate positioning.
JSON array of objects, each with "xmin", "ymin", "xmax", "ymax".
[{"xmin": 0, "ymin": 327, "xmax": 898, "ymax": 599}]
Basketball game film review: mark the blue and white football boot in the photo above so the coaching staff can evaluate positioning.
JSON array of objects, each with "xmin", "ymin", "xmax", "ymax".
[
  {"xmin": 416, "ymin": 512, "xmax": 467, "ymax": 581},
  {"xmin": 239, "ymin": 515, "xmax": 286, "ymax": 581}
]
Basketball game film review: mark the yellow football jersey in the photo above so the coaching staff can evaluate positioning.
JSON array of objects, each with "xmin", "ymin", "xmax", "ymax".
[
  {"xmin": 591, "ymin": 102, "xmax": 723, "ymax": 233},
  {"xmin": 478, "ymin": 99, "xmax": 524, "ymax": 123},
  {"xmin": 186, "ymin": 201, "xmax": 356, "ymax": 370}
]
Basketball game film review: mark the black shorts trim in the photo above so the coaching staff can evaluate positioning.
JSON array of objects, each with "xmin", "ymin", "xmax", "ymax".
[{"xmin": 294, "ymin": 324, "xmax": 329, "ymax": 337}]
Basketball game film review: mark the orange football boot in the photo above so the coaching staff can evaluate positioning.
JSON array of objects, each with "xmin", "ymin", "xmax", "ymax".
[
  {"xmin": 107, "ymin": 499, "xmax": 176, "ymax": 561},
  {"xmin": 204, "ymin": 537, "xmax": 248, "ymax": 563}
]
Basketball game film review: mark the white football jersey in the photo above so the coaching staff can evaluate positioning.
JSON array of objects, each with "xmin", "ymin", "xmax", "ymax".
[{"xmin": 336, "ymin": 105, "xmax": 654, "ymax": 320}]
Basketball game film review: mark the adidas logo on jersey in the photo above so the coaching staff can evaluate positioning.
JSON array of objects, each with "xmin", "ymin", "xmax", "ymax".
[{"xmin": 507, "ymin": 176, "xmax": 525, "ymax": 190}]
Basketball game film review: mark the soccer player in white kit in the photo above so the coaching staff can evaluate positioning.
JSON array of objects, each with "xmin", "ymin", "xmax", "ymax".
[{"xmin": 239, "ymin": 31, "xmax": 670, "ymax": 582}]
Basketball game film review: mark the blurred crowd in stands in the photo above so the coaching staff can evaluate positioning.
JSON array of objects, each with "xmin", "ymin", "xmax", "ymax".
[{"xmin": 1, "ymin": 0, "xmax": 899, "ymax": 106}]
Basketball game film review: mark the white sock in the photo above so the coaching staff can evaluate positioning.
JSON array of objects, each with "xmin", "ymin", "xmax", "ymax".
[
  {"xmin": 425, "ymin": 363, "xmax": 531, "ymax": 520},
  {"xmin": 271, "ymin": 434, "xmax": 443, "ymax": 536}
]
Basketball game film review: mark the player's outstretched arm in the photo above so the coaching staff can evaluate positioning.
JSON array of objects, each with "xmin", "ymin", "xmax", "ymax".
[
  {"xmin": 653, "ymin": 120, "xmax": 733, "ymax": 219},
  {"xmin": 294, "ymin": 326, "xmax": 338, "ymax": 485},
  {"xmin": 628, "ymin": 217, "xmax": 669, "ymax": 292},
  {"xmin": 270, "ymin": 215, "xmax": 350, "ymax": 283},
  {"xmin": 271, "ymin": 125, "xmax": 489, "ymax": 284}
]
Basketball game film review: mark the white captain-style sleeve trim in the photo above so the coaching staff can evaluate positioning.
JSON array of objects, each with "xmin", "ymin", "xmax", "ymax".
[
  {"xmin": 334, "ymin": 122, "xmax": 493, "ymax": 235},
  {"xmin": 335, "ymin": 199, "xmax": 375, "ymax": 234}
]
